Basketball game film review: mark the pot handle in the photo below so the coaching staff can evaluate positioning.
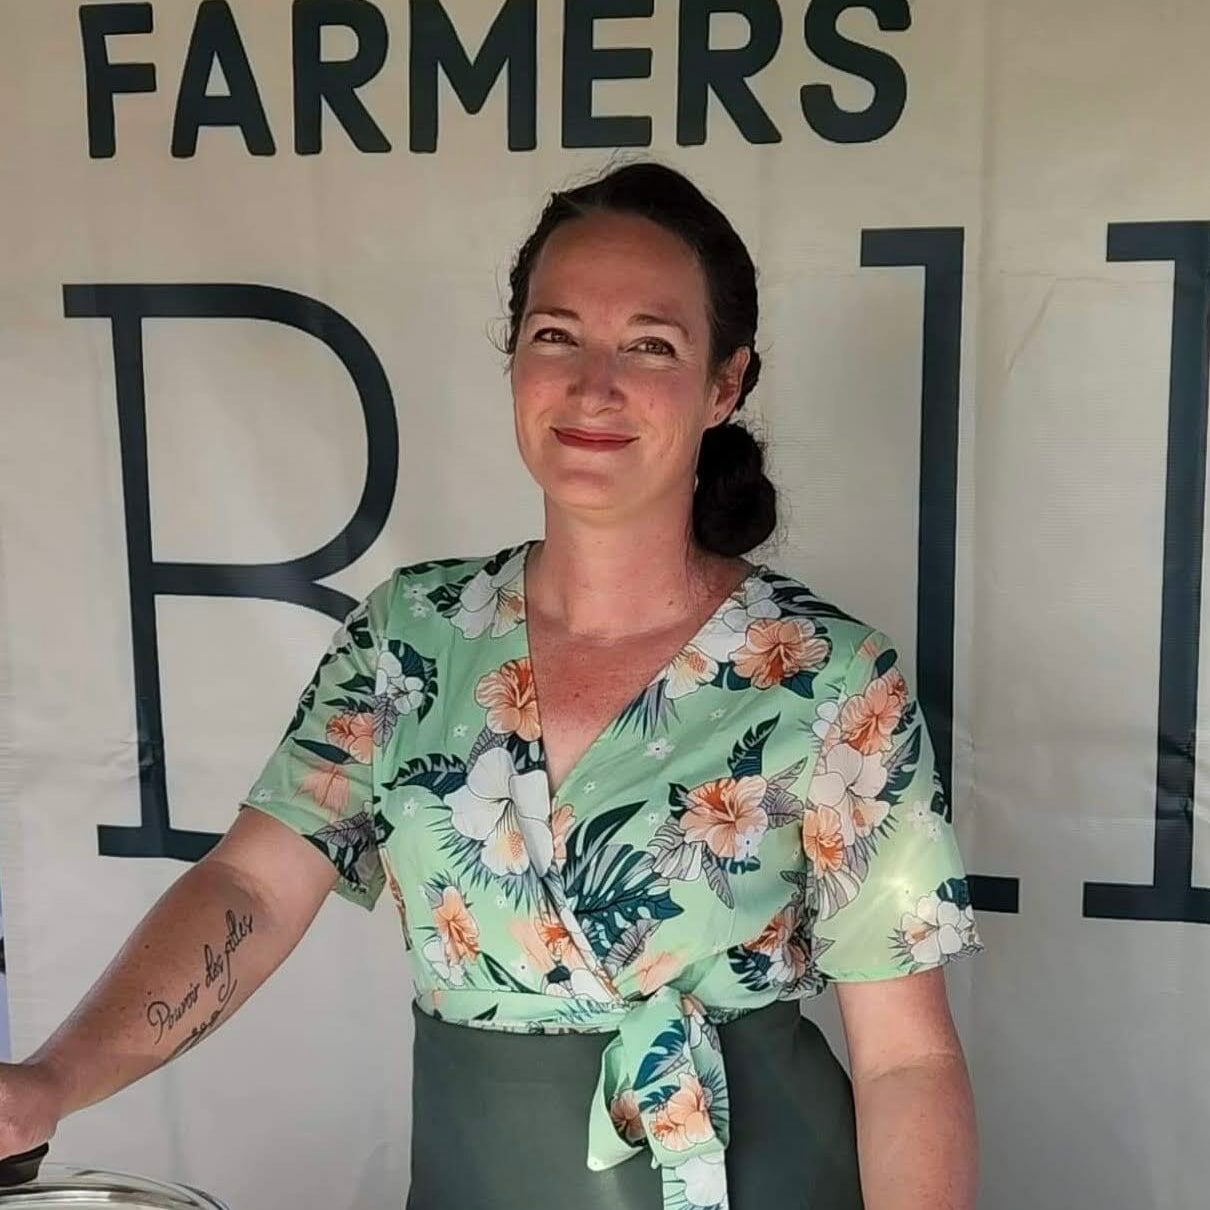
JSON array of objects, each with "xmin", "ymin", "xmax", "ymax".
[{"xmin": 0, "ymin": 1143, "xmax": 50, "ymax": 1188}]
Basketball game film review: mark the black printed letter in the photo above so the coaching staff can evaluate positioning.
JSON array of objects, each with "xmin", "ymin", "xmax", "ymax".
[
  {"xmin": 172, "ymin": 0, "xmax": 276, "ymax": 157},
  {"xmin": 409, "ymin": 0, "xmax": 537, "ymax": 153},
  {"xmin": 79, "ymin": 3, "xmax": 156, "ymax": 159},
  {"xmin": 62, "ymin": 285, "xmax": 397, "ymax": 862},
  {"xmin": 677, "ymin": 0, "xmax": 782, "ymax": 146},
  {"xmin": 861, "ymin": 228, "xmax": 1019, "ymax": 914},
  {"xmin": 801, "ymin": 0, "xmax": 909, "ymax": 144},
  {"xmin": 1084, "ymin": 222, "xmax": 1210, "ymax": 924},
  {"xmin": 562, "ymin": 0, "xmax": 653, "ymax": 148},
  {"xmin": 294, "ymin": 0, "xmax": 391, "ymax": 154}
]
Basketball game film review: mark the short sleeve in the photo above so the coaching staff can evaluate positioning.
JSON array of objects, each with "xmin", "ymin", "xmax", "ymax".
[
  {"xmin": 803, "ymin": 628, "xmax": 984, "ymax": 981},
  {"xmin": 238, "ymin": 577, "xmax": 396, "ymax": 911}
]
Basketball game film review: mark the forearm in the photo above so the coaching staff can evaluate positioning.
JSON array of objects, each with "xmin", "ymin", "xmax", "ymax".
[
  {"xmin": 25, "ymin": 855, "xmax": 299, "ymax": 1117},
  {"xmin": 851, "ymin": 1054, "xmax": 978, "ymax": 1210}
]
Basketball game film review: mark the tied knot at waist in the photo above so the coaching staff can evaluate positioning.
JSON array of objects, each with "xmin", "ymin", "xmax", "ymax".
[{"xmin": 587, "ymin": 984, "xmax": 737, "ymax": 1210}]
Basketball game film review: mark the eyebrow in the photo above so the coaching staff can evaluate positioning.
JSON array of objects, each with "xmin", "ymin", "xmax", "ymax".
[{"xmin": 526, "ymin": 306, "xmax": 692, "ymax": 341}]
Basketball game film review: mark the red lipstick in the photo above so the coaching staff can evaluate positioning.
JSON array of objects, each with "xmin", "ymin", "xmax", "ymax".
[{"xmin": 553, "ymin": 428, "xmax": 637, "ymax": 450}]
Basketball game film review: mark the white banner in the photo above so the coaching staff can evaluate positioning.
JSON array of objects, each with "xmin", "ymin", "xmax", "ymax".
[{"xmin": 2, "ymin": 2, "xmax": 1208, "ymax": 1208}]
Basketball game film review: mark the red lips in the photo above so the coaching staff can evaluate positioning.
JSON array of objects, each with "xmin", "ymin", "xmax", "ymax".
[{"xmin": 553, "ymin": 427, "xmax": 637, "ymax": 450}]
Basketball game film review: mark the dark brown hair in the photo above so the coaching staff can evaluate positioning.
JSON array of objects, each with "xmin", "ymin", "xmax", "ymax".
[{"xmin": 504, "ymin": 161, "xmax": 776, "ymax": 557}]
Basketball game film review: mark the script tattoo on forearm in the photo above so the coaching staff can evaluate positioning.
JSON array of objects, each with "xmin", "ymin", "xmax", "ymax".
[{"xmin": 146, "ymin": 909, "xmax": 255, "ymax": 1057}]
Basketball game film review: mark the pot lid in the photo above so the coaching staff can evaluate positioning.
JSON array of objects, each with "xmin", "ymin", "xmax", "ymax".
[{"xmin": 0, "ymin": 1147, "xmax": 229, "ymax": 1208}]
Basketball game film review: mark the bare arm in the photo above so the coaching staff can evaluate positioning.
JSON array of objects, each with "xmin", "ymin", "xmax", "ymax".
[
  {"xmin": 836, "ymin": 969, "xmax": 978, "ymax": 1210},
  {"xmin": 0, "ymin": 808, "xmax": 337, "ymax": 1157}
]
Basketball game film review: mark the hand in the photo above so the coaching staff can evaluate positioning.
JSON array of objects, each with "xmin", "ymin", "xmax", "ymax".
[{"xmin": 0, "ymin": 1061, "xmax": 66, "ymax": 1161}]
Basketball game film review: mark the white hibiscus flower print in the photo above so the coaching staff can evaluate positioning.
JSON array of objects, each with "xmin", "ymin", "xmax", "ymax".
[
  {"xmin": 676, "ymin": 1152, "xmax": 728, "ymax": 1208},
  {"xmin": 663, "ymin": 645, "xmax": 719, "ymax": 700},
  {"xmin": 806, "ymin": 741, "xmax": 889, "ymax": 844},
  {"xmin": 653, "ymin": 580, "xmax": 770, "ymax": 703},
  {"xmin": 693, "ymin": 575, "xmax": 779, "ymax": 665},
  {"xmin": 375, "ymin": 650, "xmax": 425, "ymax": 715},
  {"xmin": 422, "ymin": 934, "xmax": 468, "ymax": 986},
  {"xmin": 446, "ymin": 746, "xmax": 553, "ymax": 876},
  {"xmin": 896, "ymin": 893, "xmax": 981, "ymax": 968},
  {"xmin": 720, "ymin": 575, "xmax": 778, "ymax": 631},
  {"xmin": 448, "ymin": 549, "xmax": 526, "ymax": 639},
  {"xmin": 811, "ymin": 699, "xmax": 841, "ymax": 745}
]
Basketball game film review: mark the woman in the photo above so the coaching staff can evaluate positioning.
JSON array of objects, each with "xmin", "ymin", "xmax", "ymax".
[{"xmin": 0, "ymin": 162, "xmax": 982, "ymax": 1209}]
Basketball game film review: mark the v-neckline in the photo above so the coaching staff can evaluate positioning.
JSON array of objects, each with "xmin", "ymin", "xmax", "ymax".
[{"xmin": 516, "ymin": 539, "xmax": 766, "ymax": 803}]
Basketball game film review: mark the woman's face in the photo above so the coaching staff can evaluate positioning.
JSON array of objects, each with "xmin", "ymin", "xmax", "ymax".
[{"xmin": 510, "ymin": 209, "xmax": 748, "ymax": 526}]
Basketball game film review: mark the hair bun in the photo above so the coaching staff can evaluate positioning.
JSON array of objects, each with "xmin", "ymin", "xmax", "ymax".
[{"xmin": 693, "ymin": 422, "xmax": 777, "ymax": 557}]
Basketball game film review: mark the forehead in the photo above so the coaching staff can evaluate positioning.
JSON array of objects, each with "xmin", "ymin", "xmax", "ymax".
[{"xmin": 526, "ymin": 210, "xmax": 710, "ymax": 326}]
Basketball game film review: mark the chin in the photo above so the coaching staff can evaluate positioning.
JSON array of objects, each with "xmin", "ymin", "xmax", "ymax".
[{"xmin": 539, "ymin": 472, "xmax": 631, "ymax": 513}]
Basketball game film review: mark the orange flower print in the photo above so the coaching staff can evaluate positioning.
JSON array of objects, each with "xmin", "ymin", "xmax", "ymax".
[
  {"xmin": 511, "ymin": 913, "xmax": 615, "ymax": 1001},
  {"xmin": 609, "ymin": 1090, "xmax": 645, "ymax": 1145},
  {"xmin": 536, "ymin": 913, "xmax": 575, "ymax": 961},
  {"xmin": 475, "ymin": 658, "xmax": 541, "ymax": 741},
  {"xmin": 747, "ymin": 904, "xmax": 808, "ymax": 985},
  {"xmin": 840, "ymin": 669, "xmax": 907, "ymax": 755},
  {"xmin": 802, "ymin": 806, "xmax": 846, "ymax": 874},
  {"xmin": 681, "ymin": 776, "xmax": 769, "ymax": 859},
  {"xmin": 433, "ymin": 887, "xmax": 480, "ymax": 965},
  {"xmin": 551, "ymin": 803, "xmax": 575, "ymax": 866},
  {"xmin": 748, "ymin": 904, "xmax": 795, "ymax": 956},
  {"xmin": 633, "ymin": 949, "xmax": 682, "ymax": 994},
  {"xmin": 650, "ymin": 1075, "xmax": 715, "ymax": 1151},
  {"xmin": 508, "ymin": 917, "xmax": 558, "ymax": 976},
  {"xmin": 510, "ymin": 911, "xmax": 578, "ymax": 973},
  {"xmin": 326, "ymin": 711, "xmax": 375, "ymax": 762},
  {"xmin": 733, "ymin": 618, "xmax": 828, "ymax": 690},
  {"xmin": 299, "ymin": 761, "xmax": 349, "ymax": 816}
]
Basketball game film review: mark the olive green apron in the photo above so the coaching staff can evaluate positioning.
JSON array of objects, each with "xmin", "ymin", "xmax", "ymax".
[{"xmin": 407, "ymin": 997, "xmax": 864, "ymax": 1209}]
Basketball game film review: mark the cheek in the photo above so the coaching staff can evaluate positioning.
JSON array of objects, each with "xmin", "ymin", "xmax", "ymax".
[
  {"xmin": 511, "ymin": 357, "xmax": 565, "ymax": 421},
  {"xmin": 633, "ymin": 379, "xmax": 711, "ymax": 448}
]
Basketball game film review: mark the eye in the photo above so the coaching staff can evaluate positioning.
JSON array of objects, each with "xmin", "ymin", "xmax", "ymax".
[
  {"xmin": 632, "ymin": 336, "xmax": 675, "ymax": 356},
  {"xmin": 533, "ymin": 327, "xmax": 574, "ymax": 344}
]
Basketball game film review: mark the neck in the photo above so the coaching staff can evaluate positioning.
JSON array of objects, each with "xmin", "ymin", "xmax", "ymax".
[{"xmin": 526, "ymin": 503, "xmax": 746, "ymax": 640}]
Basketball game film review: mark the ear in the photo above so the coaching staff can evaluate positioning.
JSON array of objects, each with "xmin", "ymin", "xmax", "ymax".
[{"xmin": 708, "ymin": 346, "xmax": 752, "ymax": 426}]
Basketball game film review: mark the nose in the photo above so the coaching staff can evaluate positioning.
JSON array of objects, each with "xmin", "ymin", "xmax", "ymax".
[{"xmin": 569, "ymin": 345, "xmax": 624, "ymax": 411}]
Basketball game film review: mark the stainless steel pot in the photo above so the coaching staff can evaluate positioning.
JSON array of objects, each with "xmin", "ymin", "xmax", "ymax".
[{"xmin": 0, "ymin": 1145, "xmax": 230, "ymax": 1207}]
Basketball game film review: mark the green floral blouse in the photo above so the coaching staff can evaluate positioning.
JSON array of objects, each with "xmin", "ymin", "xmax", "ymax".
[{"xmin": 239, "ymin": 541, "xmax": 983, "ymax": 1210}]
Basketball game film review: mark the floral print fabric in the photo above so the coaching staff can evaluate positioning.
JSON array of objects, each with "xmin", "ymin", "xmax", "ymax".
[{"xmin": 240, "ymin": 541, "xmax": 983, "ymax": 1210}]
